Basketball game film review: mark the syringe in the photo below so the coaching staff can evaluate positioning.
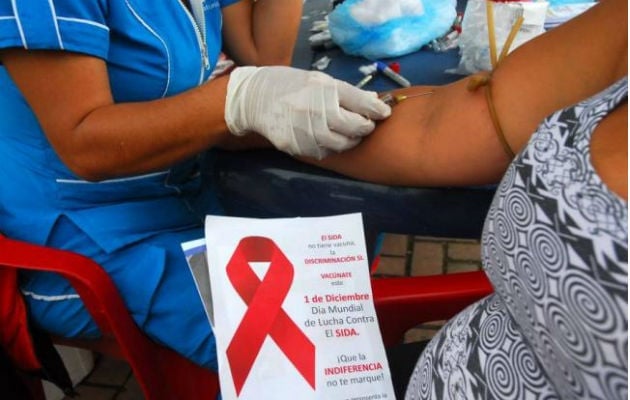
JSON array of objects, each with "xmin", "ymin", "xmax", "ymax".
[{"xmin": 379, "ymin": 90, "xmax": 435, "ymax": 106}]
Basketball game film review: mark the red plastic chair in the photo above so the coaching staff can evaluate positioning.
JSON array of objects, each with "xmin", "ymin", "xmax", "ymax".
[
  {"xmin": 0, "ymin": 232, "xmax": 492, "ymax": 399},
  {"xmin": 371, "ymin": 271, "xmax": 493, "ymax": 347},
  {"xmin": 0, "ymin": 233, "xmax": 220, "ymax": 400}
]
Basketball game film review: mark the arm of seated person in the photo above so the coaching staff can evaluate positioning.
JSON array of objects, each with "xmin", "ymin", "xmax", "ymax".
[
  {"xmin": 305, "ymin": 80, "xmax": 509, "ymax": 187},
  {"xmin": 0, "ymin": 49, "xmax": 233, "ymax": 181},
  {"xmin": 222, "ymin": 0, "xmax": 303, "ymax": 66}
]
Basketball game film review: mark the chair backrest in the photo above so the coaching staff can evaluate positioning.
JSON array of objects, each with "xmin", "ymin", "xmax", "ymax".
[
  {"xmin": 0, "ymin": 234, "xmax": 219, "ymax": 400},
  {"xmin": 371, "ymin": 271, "xmax": 493, "ymax": 346}
]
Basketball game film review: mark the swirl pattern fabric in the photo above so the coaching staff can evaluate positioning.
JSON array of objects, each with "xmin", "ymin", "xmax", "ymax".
[{"xmin": 406, "ymin": 78, "xmax": 628, "ymax": 400}]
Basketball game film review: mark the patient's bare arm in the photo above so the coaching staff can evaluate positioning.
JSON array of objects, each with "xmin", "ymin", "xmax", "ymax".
[{"xmin": 307, "ymin": 79, "xmax": 509, "ymax": 187}]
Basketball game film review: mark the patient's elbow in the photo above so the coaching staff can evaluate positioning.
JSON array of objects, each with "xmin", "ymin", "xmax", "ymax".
[
  {"xmin": 65, "ymin": 161, "xmax": 109, "ymax": 182},
  {"xmin": 58, "ymin": 150, "xmax": 118, "ymax": 182}
]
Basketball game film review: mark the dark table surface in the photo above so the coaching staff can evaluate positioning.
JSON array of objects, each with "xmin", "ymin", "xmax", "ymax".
[{"xmin": 210, "ymin": 0, "xmax": 494, "ymax": 252}]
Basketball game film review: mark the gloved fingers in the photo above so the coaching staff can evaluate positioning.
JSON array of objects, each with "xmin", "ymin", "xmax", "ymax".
[
  {"xmin": 335, "ymin": 80, "xmax": 392, "ymax": 120},
  {"xmin": 327, "ymin": 107, "xmax": 376, "ymax": 138},
  {"xmin": 314, "ymin": 130, "xmax": 362, "ymax": 152}
]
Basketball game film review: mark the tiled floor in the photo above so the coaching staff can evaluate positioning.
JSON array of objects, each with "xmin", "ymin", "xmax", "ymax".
[{"xmin": 58, "ymin": 234, "xmax": 481, "ymax": 400}]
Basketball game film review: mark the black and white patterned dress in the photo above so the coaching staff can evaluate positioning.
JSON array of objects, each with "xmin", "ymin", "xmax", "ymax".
[{"xmin": 406, "ymin": 78, "xmax": 628, "ymax": 400}]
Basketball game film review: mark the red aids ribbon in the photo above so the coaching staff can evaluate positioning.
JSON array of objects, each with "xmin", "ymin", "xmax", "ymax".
[{"xmin": 225, "ymin": 236, "xmax": 316, "ymax": 395}]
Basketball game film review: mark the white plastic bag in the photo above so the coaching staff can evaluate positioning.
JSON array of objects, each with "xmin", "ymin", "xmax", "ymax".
[
  {"xmin": 450, "ymin": 0, "xmax": 548, "ymax": 75},
  {"xmin": 545, "ymin": 1, "xmax": 595, "ymax": 29}
]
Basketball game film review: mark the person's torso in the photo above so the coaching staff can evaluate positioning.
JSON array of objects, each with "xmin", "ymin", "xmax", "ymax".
[
  {"xmin": 481, "ymin": 77, "xmax": 628, "ymax": 399},
  {"xmin": 0, "ymin": 0, "xmax": 231, "ymax": 248},
  {"xmin": 407, "ymin": 78, "xmax": 628, "ymax": 400}
]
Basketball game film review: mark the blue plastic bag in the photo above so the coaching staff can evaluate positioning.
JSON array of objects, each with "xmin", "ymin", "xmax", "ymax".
[{"xmin": 328, "ymin": 0, "xmax": 457, "ymax": 60}]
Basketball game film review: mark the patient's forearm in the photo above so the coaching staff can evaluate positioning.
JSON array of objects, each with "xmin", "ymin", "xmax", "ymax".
[{"xmin": 306, "ymin": 80, "xmax": 510, "ymax": 187}]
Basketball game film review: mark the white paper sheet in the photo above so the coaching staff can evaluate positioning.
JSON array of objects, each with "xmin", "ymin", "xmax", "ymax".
[{"xmin": 205, "ymin": 213, "xmax": 395, "ymax": 400}]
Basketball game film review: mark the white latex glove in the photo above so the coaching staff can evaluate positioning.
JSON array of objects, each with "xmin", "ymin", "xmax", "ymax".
[{"xmin": 225, "ymin": 66, "xmax": 391, "ymax": 159}]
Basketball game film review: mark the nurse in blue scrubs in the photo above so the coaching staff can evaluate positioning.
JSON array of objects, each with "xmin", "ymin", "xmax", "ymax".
[{"xmin": 0, "ymin": 0, "xmax": 391, "ymax": 370}]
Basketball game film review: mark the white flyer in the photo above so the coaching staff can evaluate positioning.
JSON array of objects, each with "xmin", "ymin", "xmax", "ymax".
[{"xmin": 205, "ymin": 213, "xmax": 395, "ymax": 400}]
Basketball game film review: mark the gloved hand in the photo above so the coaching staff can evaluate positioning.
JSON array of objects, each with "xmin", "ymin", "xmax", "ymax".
[{"xmin": 225, "ymin": 66, "xmax": 391, "ymax": 159}]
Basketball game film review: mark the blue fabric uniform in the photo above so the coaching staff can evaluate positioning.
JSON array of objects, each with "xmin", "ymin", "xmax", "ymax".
[{"xmin": 0, "ymin": 0, "xmax": 240, "ymax": 370}]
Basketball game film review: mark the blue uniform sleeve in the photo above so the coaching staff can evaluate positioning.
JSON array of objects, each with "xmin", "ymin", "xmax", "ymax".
[{"xmin": 0, "ymin": 0, "xmax": 109, "ymax": 59}]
